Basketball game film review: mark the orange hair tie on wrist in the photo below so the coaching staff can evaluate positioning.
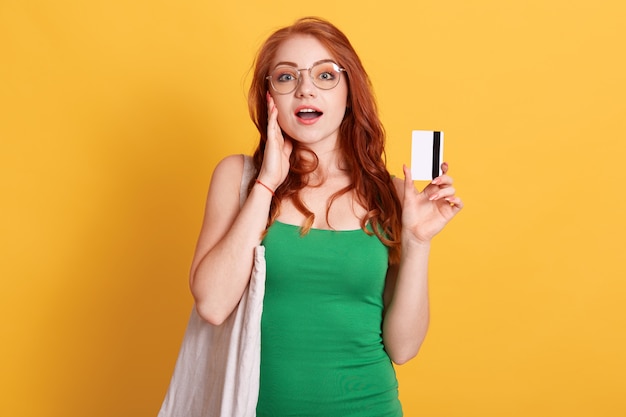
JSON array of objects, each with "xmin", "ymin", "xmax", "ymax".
[{"xmin": 255, "ymin": 179, "xmax": 275, "ymax": 197}]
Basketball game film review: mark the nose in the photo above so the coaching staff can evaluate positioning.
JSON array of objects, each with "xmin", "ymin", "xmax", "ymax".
[{"xmin": 295, "ymin": 70, "xmax": 316, "ymax": 97}]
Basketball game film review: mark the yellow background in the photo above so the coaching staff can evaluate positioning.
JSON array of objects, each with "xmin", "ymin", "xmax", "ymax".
[{"xmin": 1, "ymin": 0, "xmax": 625, "ymax": 416}]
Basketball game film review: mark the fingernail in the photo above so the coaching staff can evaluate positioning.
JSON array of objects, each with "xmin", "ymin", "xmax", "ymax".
[{"xmin": 429, "ymin": 193, "xmax": 438, "ymax": 201}]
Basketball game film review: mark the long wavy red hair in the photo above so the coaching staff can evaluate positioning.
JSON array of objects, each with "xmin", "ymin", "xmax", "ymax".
[{"xmin": 248, "ymin": 17, "xmax": 402, "ymax": 263}]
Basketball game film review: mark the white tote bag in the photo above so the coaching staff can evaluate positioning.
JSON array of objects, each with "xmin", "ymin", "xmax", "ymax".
[{"xmin": 159, "ymin": 155, "xmax": 264, "ymax": 417}]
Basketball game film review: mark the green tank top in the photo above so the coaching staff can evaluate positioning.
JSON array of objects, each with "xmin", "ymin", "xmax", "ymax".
[{"xmin": 256, "ymin": 221, "xmax": 403, "ymax": 417}]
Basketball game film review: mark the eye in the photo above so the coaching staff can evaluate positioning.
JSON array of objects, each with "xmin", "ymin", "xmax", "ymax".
[
  {"xmin": 274, "ymin": 68, "xmax": 298, "ymax": 83},
  {"xmin": 312, "ymin": 62, "xmax": 341, "ymax": 83},
  {"xmin": 277, "ymin": 73, "xmax": 295, "ymax": 82},
  {"xmin": 318, "ymin": 71, "xmax": 335, "ymax": 81}
]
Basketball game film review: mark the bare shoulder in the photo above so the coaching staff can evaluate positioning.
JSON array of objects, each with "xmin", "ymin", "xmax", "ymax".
[
  {"xmin": 210, "ymin": 154, "xmax": 245, "ymax": 189},
  {"xmin": 204, "ymin": 154, "xmax": 247, "ymax": 223}
]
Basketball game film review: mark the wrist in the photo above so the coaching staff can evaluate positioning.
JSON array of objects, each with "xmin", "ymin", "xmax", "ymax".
[
  {"xmin": 400, "ymin": 237, "xmax": 431, "ymax": 264},
  {"xmin": 254, "ymin": 178, "xmax": 275, "ymax": 196},
  {"xmin": 402, "ymin": 232, "xmax": 432, "ymax": 250}
]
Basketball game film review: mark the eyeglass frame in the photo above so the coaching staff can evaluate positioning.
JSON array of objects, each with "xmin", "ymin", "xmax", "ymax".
[{"xmin": 265, "ymin": 59, "xmax": 346, "ymax": 95}]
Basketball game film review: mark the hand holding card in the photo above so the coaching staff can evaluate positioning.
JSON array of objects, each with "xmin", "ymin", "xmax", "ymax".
[{"xmin": 411, "ymin": 130, "xmax": 444, "ymax": 180}]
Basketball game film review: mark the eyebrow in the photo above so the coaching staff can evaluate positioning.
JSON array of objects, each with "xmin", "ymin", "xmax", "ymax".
[
  {"xmin": 271, "ymin": 59, "xmax": 336, "ymax": 69},
  {"xmin": 274, "ymin": 61, "xmax": 298, "ymax": 68}
]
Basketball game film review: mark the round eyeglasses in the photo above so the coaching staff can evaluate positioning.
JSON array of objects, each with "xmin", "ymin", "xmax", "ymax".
[{"xmin": 266, "ymin": 60, "xmax": 346, "ymax": 95}]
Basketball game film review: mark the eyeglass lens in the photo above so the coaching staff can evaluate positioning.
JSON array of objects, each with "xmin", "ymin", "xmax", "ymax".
[{"xmin": 269, "ymin": 61, "xmax": 343, "ymax": 94}]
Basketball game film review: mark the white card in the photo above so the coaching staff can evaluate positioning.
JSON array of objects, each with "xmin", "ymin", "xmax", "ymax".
[{"xmin": 411, "ymin": 130, "xmax": 444, "ymax": 180}]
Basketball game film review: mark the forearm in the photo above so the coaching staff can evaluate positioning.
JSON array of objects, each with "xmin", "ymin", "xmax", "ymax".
[
  {"xmin": 191, "ymin": 184, "xmax": 273, "ymax": 325},
  {"xmin": 383, "ymin": 238, "xmax": 432, "ymax": 364}
]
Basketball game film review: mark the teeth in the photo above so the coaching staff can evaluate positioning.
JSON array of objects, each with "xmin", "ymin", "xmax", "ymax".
[{"xmin": 299, "ymin": 109, "xmax": 316, "ymax": 112}]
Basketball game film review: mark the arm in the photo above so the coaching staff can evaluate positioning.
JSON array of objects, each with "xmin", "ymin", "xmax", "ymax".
[
  {"xmin": 382, "ymin": 163, "xmax": 463, "ymax": 364},
  {"xmin": 190, "ymin": 94, "xmax": 292, "ymax": 325},
  {"xmin": 382, "ymin": 240, "xmax": 431, "ymax": 365},
  {"xmin": 189, "ymin": 154, "xmax": 273, "ymax": 325}
]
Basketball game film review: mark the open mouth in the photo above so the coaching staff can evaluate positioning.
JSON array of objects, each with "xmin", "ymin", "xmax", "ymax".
[{"xmin": 295, "ymin": 108, "xmax": 323, "ymax": 120}]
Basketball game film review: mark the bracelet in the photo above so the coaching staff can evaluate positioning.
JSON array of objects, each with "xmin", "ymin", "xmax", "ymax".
[{"xmin": 255, "ymin": 179, "xmax": 275, "ymax": 196}]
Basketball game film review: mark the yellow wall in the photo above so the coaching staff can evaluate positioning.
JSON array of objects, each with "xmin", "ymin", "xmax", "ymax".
[{"xmin": 1, "ymin": 1, "xmax": 625, "ymax": 416}]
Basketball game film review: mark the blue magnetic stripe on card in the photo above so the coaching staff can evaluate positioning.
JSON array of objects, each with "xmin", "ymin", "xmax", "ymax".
[{"xmin": 432, "ymin": 131, "xmax": 441, "ymax": 179}]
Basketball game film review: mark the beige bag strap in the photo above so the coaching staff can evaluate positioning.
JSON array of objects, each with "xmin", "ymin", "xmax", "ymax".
[{"xmin": 158, "ymin": 153, "xmax": 264, "ymax": 417}]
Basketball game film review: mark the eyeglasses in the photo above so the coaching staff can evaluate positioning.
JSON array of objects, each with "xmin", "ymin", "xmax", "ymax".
[{"xmin": 266, "ymin": 60, "xmax": 346, "ymax": 95}]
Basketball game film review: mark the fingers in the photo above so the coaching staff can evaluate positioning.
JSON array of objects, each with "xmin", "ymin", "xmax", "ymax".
[
  {"xmin": 445, "ymin": 196, "xmax": 464, "ymax": 210},
  {"xmin": 267, "ymin": 92, "xmax": 277, "ymax": 117},
  {"xmin": 428, "ymin": 185, "xmax": 456, "ymax": 201},
  {"xmin": 267, "ymin": 93, "xmax": 280, "ymax": 139},
  {"xmin": 431, "ymin": 175, "xmax": 452, "ymax": 187},
  {"xmin": 259, "ymin": 92, "xmax": 291, "ymax": 189},
  {"xmin": 403, "ymin": 163, "xmax": 456, "ymax": 201},
  {"xmin": 283, "ymin": 137, "xmax": 293, "ymax": 159},
  {"xmin": 427, "ymin": 162, "xmax": 462, "ymax": 208},
  {"xmin": 402, "ymin": 164, "xmax": 416, "ymax": 195},
  {"xmin": 429, "ymin": 163, "xmax": 453, "ymax": 195},
  {"xmin": 431, "ymin": 162, "xmax": 452, "ymax": 186}
]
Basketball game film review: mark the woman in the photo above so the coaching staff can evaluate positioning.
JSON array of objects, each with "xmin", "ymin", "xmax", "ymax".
[{"xmin": 189, "ymin": 17, "xmax": 463, "ymax": 417}]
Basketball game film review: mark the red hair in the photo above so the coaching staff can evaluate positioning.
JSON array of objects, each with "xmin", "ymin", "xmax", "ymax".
[{"xmin": 248, "ymin": 17, "xmax": 402, "ymax": 263}]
